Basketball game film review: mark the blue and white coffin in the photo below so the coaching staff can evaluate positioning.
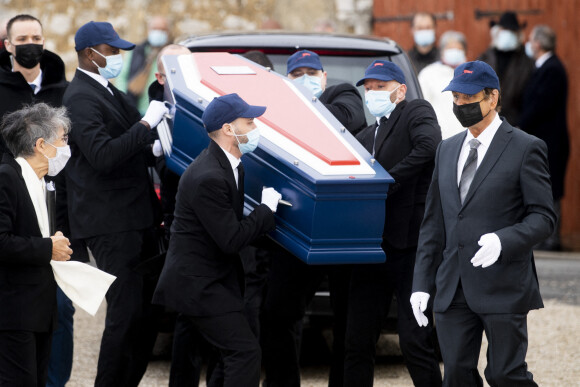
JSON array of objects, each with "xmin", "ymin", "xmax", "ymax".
[{"xmin": 157, "ymin": 52, "xmax": 394, "ymax": 264}]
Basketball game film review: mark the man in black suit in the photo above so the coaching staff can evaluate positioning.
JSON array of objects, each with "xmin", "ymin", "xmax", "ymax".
[
  {"xmin": 520, "ymin": 24, "xmax": 569, "ymax": 251},
  {"xmin": 411, "ymin": 61, "xmax": 556, "ymax": 387},
  {"xmin": 62, "ymin": 21, "xmax": 168, "ymax": 387},
  {"xmin": 343, "ymin": 60, "xmax": 442, "ymax": 387},
  {"xmin": 153, "ymin": 93, "xmax": 281, "ymax": 387},
  {"xmin": 261, "ymin": 49, "xmax": 366, "ymax": 387}
]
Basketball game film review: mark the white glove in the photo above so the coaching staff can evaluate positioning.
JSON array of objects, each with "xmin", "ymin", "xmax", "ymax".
[
  {"xmin": 142, "ymin": 100, "xmax": 169, "ymax": 128},
  {"xmin": 261, "ymin": 187, "xmax": 282, "ymax": 212},
  {"xmin": 410, "ymin": 292, "xmax": 430, "ymax": 327},
  {"xmin": 471, "ymin": 233, "xmax": 502, "ymax": 268},
  {"xmin": 152, "ymin": 140, "xmax": 163, "ymax": 157}
]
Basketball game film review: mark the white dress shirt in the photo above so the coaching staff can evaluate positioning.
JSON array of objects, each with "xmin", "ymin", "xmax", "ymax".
[
  {"xmin": 456, "ymin": 113, "xmax": 502, "ymax": 186},
  {"xmin": 219, "ymin": 145, "xmax": 242, "ymax": 189},
  {"xmin": 77, "ymin": 67, "xmax": 114, "ymax": 95}
]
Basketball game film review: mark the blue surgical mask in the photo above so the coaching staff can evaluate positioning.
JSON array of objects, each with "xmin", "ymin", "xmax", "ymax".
[
  {"xmin": 233, "ymin": 126, "xmax": 260, "ymax": 154},
  {"xmin": 365, "ymin": 86, "xmax": 400, "ymax": 118},
  {"xmin": 148, "ymin": 30, "xmax": 168, "ymax": 47},
  {"xmin": 442, "ymin": 48, "xmax": 466, "ymax": 67},
  {"xmin": 495, "ymin": 30, "xmax": 519, "ymax": 52},
  {"xmin": 414, "ymin": 29, "xmax": 435, "ymax": 47},
  {"xmin": 293, "ymin": 74, "xmax": 323, "ymax": 98},
  {"xmin": 90, "ymin": 48, "xmax": 124, "ymax": 79}
]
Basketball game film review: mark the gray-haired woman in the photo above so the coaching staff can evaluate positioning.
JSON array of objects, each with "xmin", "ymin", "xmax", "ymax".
[{"xmin": 0, "ymin": 103, "xmax": 73, "ymax": 386}]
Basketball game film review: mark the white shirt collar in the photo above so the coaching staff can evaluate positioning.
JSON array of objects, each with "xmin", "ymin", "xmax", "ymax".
[
  {"xmin": 218, "ymin": 145, "xmax": 242, "ymax": 188},
  {"xmin": 463, "ymin": 112, "xmax": 502, "ymax": 150},
  {"xmin": 29, "ymin": 69, "xmax": 43, "ymax": 94},
  {"xmin": 535, "ymin": 51, "xmax": 553, "ymax": 68},
  {"xmin": 78, "ymin": 67, "xmax": 111, "ymax": 91}
]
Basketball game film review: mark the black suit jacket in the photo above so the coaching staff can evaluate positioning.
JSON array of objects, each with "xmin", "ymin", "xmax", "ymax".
[
  {"xmin": 413, "ymin": 119, "xmax": 556, "ymax": 314},
  {"xmin": 356, "ymin": 99, "xmax": 441, "ymax": 250},
  {"xmin": 153, "ymin": 141, "xmax": 275, "ymax": 316},
  {"xmin": 519, "ymin": 54, "xmax": 569, "ymax": 200},
  {"xmin": 0, "ymin": 155, "xmax": 56, "ymax": 331},
  {"xmin": 320, "ymin": 83, "xmax": 367, "ymax": 136},
  {"xmin": 61, "ymin": 70, "xmax": 157, "ymax": 239}
]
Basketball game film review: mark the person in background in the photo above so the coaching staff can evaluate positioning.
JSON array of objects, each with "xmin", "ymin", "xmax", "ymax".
[
  {"xmin": 116, "ymin": 16, "xmax": 171, "ymax": 114},
  {"xmin": 286, "ymin": 49, "xmax": 367, "ymax": 135},
  {"xmin": 0, "ymin": 14, "xmax": 82, "ymax": 387},
  {"xmin": 261, "ymin": 49, "xmax": 366, "ymax": 387},
  {"xmin": 520, "ymin": 25, "xmax": 569, "ymax": 251},
  {"xmin": 63, "ymin": 21, "xmax": 168, "ymax": 386},
  {"xmin": 411, "ymin": 60, "xmax": 555, "ymax": 387},
  {"xmin": 147, "ymin": 43, "xmax": 207, "ymax": 387},
  {"xmin": 478, "ymin": 11, "xmax": 534, "ymax": 125},
  {"xmin": 344, "ymin": 60, "xmax": 442, "ymax": 387},
  {"xmin": 0, "ymin": 18, "xmax": 8, "ymax": 53},
  {"xmin": 153, "ymin": 93, "xmax": 282, "ymax": 387},
  {"xmin": 419, "ymin": 30, "xmax": 468, "ymax": 139},
  {"xmin": 408, "ymin": 12, "xmax": 439, "ymax": 74},
  {"xmin": 0, "ymin": 103, "xmax": 73, "ymax": 386}
]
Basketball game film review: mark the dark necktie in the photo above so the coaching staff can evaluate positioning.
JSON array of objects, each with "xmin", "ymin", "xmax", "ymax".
[
  {"xmin": 237, "ymin": 163, "xmax": 245, "ymax": 195},
  {"xmin": 459, "ymin": 139, "xmax": 481, "ymax": 204},
  {"xmin": 372, "ymin": 117, "xmax": 387, "ymax": 156},
  {"xmin": 30, "ymin": 84, "xmax": 36, "ymax": 92}
]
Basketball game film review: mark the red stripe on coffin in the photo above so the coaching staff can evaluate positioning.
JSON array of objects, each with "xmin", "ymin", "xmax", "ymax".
[{"xmin": 193, "ymin": 52, "xmax": 359, "ymax": 166}]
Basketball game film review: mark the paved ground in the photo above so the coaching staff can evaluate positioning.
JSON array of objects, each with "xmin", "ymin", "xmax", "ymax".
[{"xmin": 67, "ymin": 251, "xmax": 580, "ymax": 386}]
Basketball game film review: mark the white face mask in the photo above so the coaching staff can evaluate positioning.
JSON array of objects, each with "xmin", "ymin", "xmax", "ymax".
[
  {"xmin": 414, "ymin": 29, "xmax": 436, "ymax": 47},
  {"xmin": 442, "ymin": 48, "xmax": 466, "ymax": 67},
  {"xmin": 45, "ymin": 142, "xmax": 71, "ymax": 176},
  {"xmin": 494, "ymin": 30, "xmax": 519, "ymax": 52},
  {"xmin": 525, "ymin": 41, "xmax": 535, "ymax": 58},
  {"xmin": 365, "ymin": 85, "xmax": 400, "ymax": 118}
]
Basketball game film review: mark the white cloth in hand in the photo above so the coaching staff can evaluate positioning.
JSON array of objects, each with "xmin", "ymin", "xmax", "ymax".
[
  {"xmin": 142, "ymin": 100, "xmax": 169, "ymax": 128},
  {"xmin": 152, "ymin": 140, "xmax": 163, "ymax": 157},
  {"xmin": 410, "ymin": 291, "xmax": 430, "ymax": 327},
  {"xmin": 261, "ymin": 187, "xmax": 282, "ymax": 212},
  {"xmin": 471, "ymin": 233, "xmax": 502, "ymax": 268},
  {"xmin": 50, "ymin": 261, "xmax": 116, "ymax": 316}
]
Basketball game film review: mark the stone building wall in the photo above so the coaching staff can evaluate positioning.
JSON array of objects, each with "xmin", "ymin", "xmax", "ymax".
[{"xmin": 0, "ymin": 0, "xmax": 372, "ymax": 79}]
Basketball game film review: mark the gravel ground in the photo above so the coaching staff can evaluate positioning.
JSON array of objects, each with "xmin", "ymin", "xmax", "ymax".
[{"xmin": 68, "ymin": 299, "xmax": 580, "ymax": 386}]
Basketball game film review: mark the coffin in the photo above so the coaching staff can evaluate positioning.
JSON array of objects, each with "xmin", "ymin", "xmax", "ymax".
[{"xmin": 157, "ymin": 52, "xmax": 394, "ymax": 264}]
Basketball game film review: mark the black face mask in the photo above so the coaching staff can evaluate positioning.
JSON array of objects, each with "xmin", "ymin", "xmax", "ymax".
[
  {"xmin": 13, "ymin": 43, "xmax": 44, "ymax": 69},
  {"xmin": 453, "ymin": 99, "xmax": 490, "ymax": 128}
]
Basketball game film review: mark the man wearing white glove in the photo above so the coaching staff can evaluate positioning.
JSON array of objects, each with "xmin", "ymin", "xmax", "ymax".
[
  {"xmin": 411, "ymin": 61, "xmax": 556, "ymax": 387},
  {"xmin": 62, "ymin": 21, "xmax": 168, "ymax": 386},
  {"xmin": 154, "ymin": 93, "xmax": 279, "ymax": 387}
]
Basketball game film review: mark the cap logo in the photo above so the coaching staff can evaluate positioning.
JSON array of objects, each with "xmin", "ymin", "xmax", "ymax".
[
  {"xmin": 374, "ymin": 63, "xmax": 384, "ymax": 67},
  {"xmin": 301, "ymin": 53, "xmax": 311, "ymax": 57},
  {"xmin": 463, "ymin": 69, "xmax": 473, "ymax": 74}
]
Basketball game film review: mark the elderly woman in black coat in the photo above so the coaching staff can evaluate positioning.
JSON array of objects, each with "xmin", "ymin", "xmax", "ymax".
[{"xmin": 0, "ymin": 103, "xmax": 73, "ymax": 386}]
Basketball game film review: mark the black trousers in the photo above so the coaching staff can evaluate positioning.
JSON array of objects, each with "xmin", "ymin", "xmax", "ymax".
[
  {"xmin": 188, "ymin": 312, "xmax": 261, "ymax": 387},
  {"xmin": 344, "ymin": 247, "xmax": 442, "ymax": 387},
  {"xmin": 0, "ymin": 330, "xmax": 52, "ymax": 387},
  {"xmin": 86, "ymin": 229, "xmax": 161, "ymax": 387},
  {"xmin": 261, "ymin": 247, "xmax": 351, "ymax": 387},
  {"xmin": 436, "ymin": 285, "xmax": 538, "ymax": 387}
]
